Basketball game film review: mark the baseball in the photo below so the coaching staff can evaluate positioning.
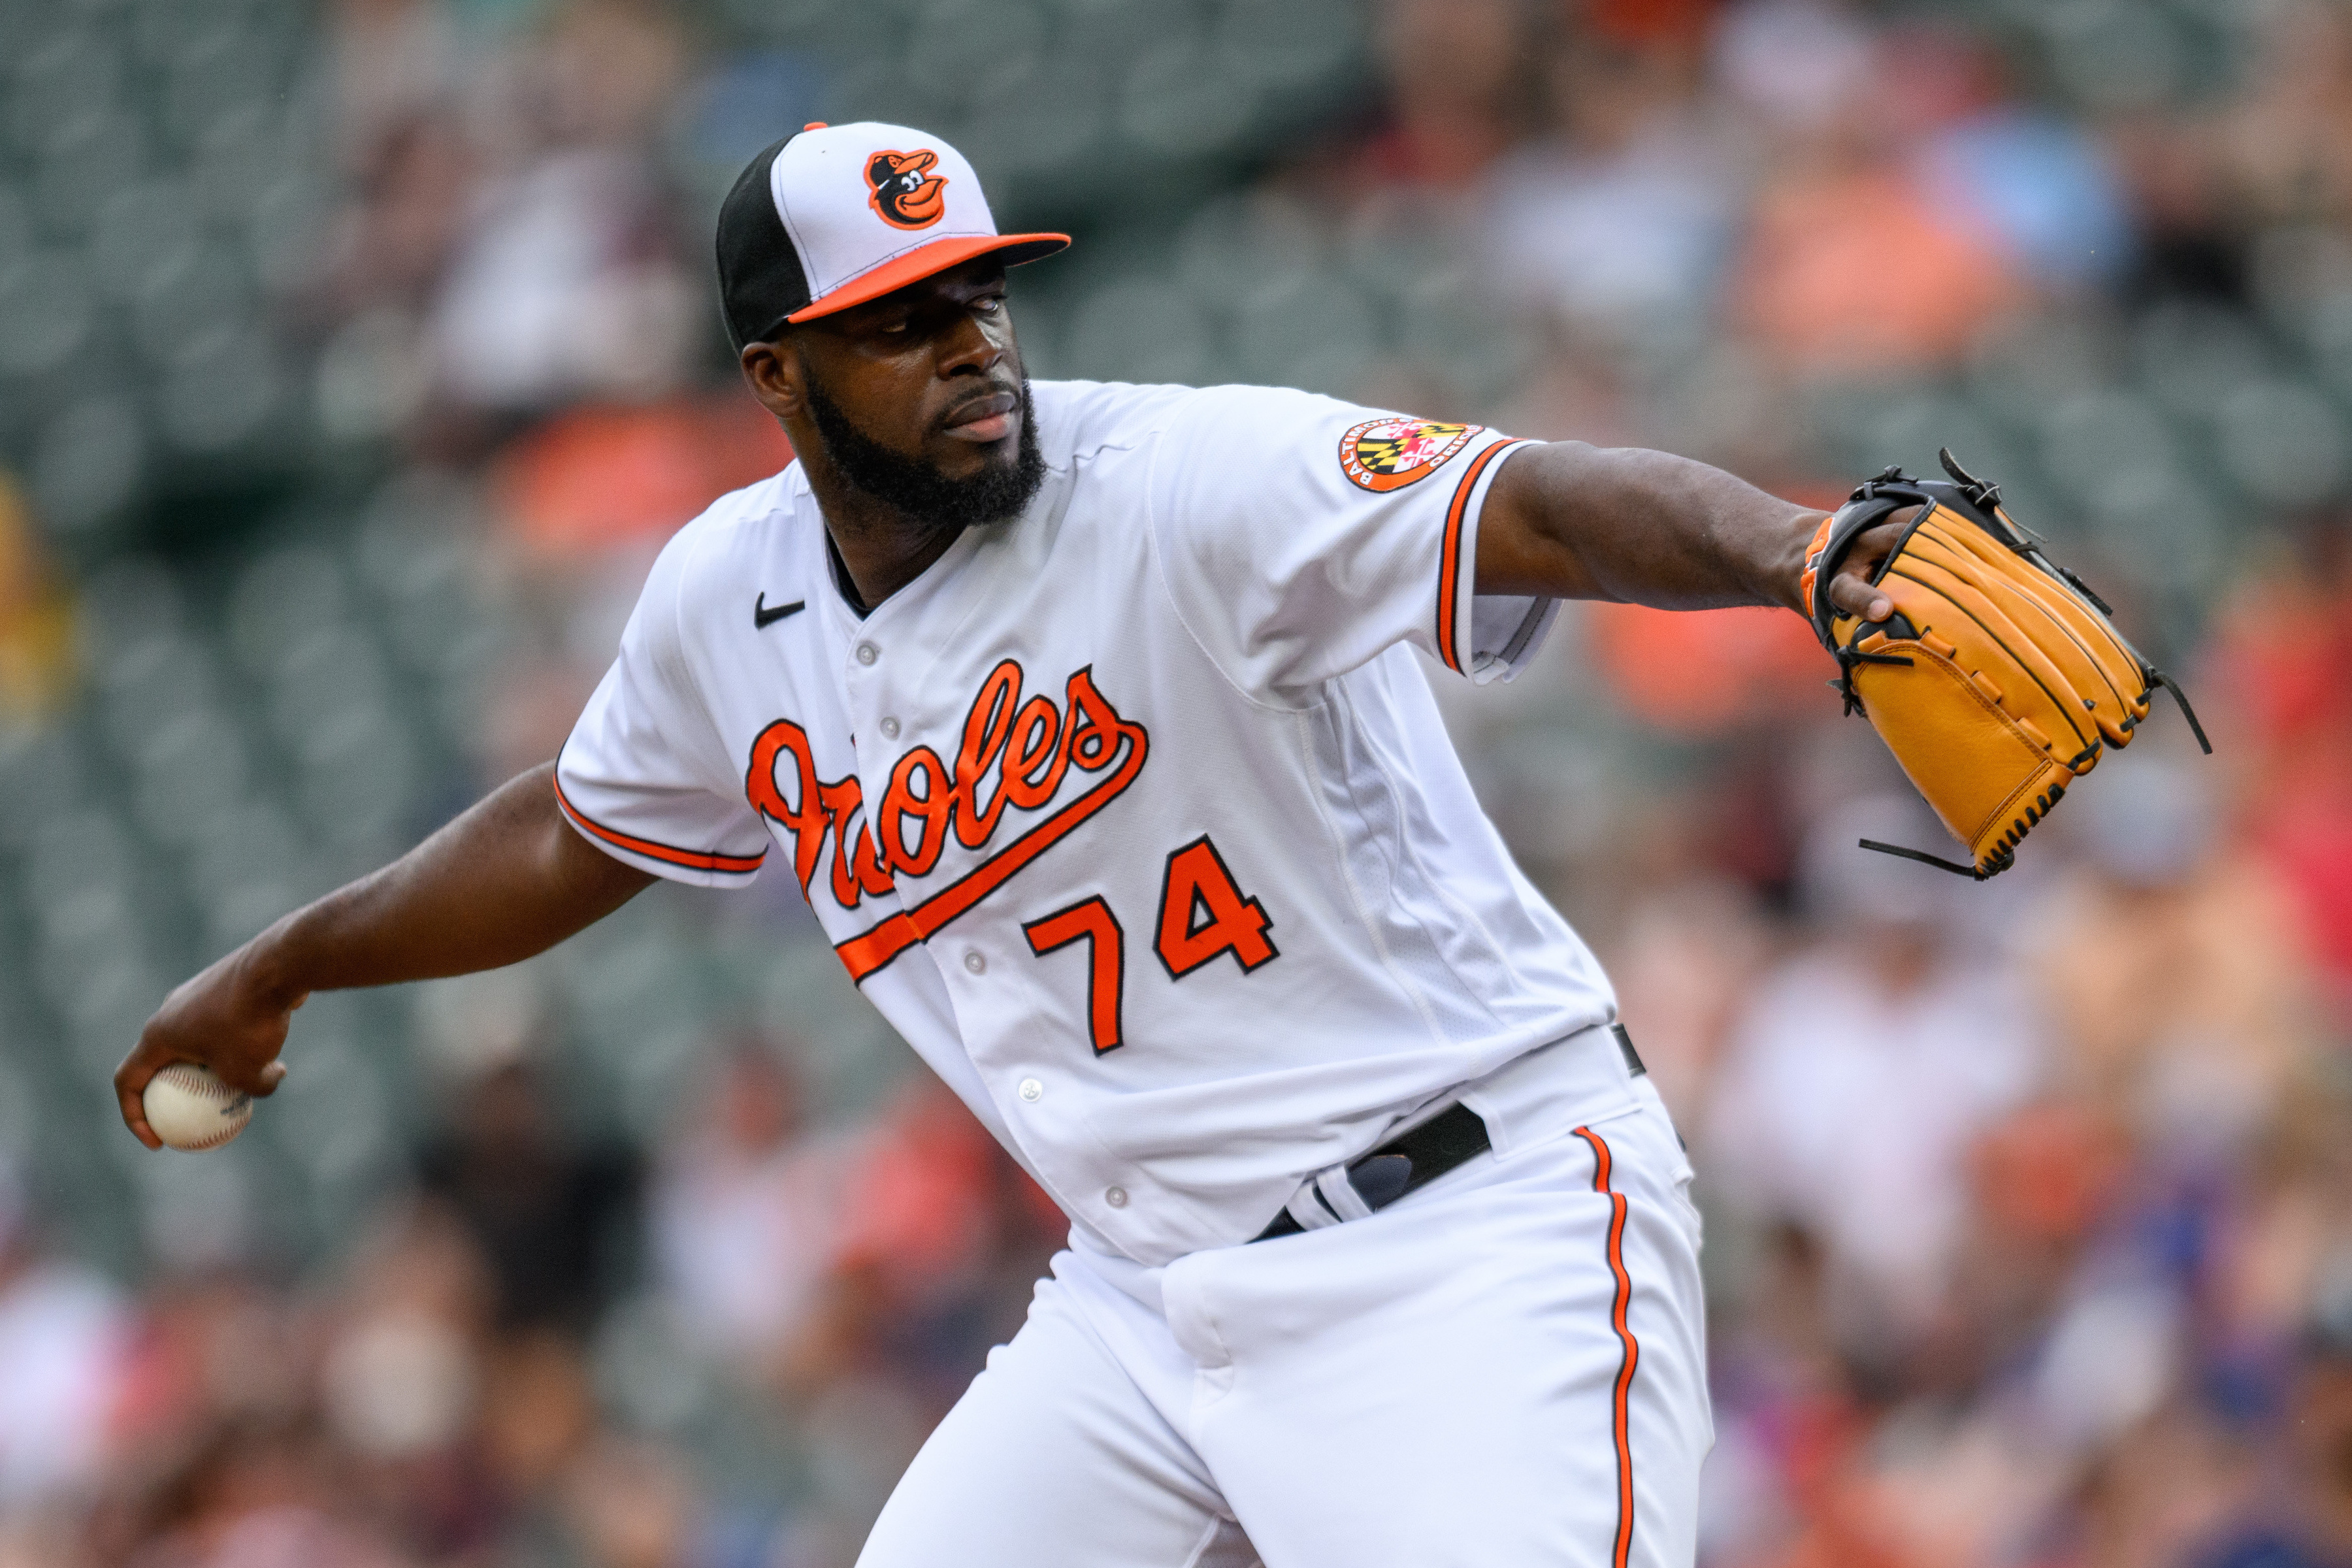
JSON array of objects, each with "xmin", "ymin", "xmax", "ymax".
[{"xmin": 141, "ymin": 1064, "xmax": 253, "ymax": 1152}]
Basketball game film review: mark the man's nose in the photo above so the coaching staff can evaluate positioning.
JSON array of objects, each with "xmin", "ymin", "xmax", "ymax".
[{"xmin": 938, "ymin": 312, "xmax": 1002, "ymax": 376}]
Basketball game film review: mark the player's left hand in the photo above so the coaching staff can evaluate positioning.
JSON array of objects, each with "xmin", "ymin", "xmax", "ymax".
[{"xmin": 1814, "ymin": 514, "xmax": 1910, "ymax": 624}]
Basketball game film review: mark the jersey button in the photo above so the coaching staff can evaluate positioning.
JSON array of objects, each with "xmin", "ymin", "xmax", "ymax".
[
  {"xmin": 1018, "ymin": 1077, "xmax": 1043, "ymax": 1102},
  {"xmin": 963, "ymin": 951, "xmax": 986, "ymax": 974},
  {"xmin": 879, "ymin": 716, "xmax": 900, "ymax": 740},
  {"xmin": 855, "ymin": 642, "xmax": 878, "ymax": 666},
  {"xmin": 1104, "ymin": 1186, "xmax": 1129, "ymax": 1209}
]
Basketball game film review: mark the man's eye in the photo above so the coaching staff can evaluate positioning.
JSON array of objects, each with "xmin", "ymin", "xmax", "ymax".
[
  {"xmin": 975, "ymin": 297, "xmax": 1004, "ymax": 314},
  {"xmin": 880, "ymin": 319, "xmax": 909, "ymax": 335}
]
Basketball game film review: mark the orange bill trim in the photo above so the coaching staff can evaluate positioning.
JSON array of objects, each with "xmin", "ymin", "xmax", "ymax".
[
  {"xmin": 553, "ymin": 776, "xmax": 768, "ymax": 877},
  {"xmin": 831, "ymin": 714, "xmax": 1149, "ymax": 984},
  {"xmin": 1575, "ymin": 1124, "xmax": 1640, "ymax": 1568},
  {"xmin": 1434, "ymin": 438, "xmax": 1527, "ymax": 675}
]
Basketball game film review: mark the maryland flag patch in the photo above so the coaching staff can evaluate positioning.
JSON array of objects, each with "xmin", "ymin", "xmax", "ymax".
[{"xmin": 1339, "ymin": 418, "xmax": 1482, "ymax": 493}]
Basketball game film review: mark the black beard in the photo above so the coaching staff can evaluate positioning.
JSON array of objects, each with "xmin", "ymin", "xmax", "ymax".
[{"xmin": 803, "ymin": 370, "xmax": 1046, "ymax": 531}]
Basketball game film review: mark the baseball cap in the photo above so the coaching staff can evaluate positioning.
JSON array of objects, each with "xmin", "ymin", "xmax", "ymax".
[{"xmin": 716, "ymin": 121, "xmax": 1070, "ymax": 350}]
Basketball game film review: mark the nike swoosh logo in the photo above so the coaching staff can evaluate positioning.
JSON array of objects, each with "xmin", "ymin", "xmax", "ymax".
[{"xmin": 754, "ymin": 593, "xmax": 806, "ymax": 630}]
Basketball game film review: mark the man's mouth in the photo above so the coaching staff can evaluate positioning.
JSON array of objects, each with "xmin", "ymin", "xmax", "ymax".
[{"xmin": 941, "ymin": 389, "xmax": 1019, "ymax": 443}]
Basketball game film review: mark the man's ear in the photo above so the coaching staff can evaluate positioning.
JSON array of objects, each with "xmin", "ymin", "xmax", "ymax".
[{"xmin": 739, "ymin": 337, "xmax": 804, "ymax": 421}]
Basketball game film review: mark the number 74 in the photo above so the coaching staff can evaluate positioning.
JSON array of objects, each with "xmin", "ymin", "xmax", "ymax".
[{"xmin": 1019, "ymin": 836, "xmax": 1277, "ymax": 1055}]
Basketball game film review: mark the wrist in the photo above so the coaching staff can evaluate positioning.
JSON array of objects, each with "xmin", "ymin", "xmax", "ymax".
[
  {"xmin": 1765, "ymin": 508, "xmax": 1828, "ymax": 615},
  {"xmin": 229, "ymin": 919, "xmax": 310, "ymax": 1014}
]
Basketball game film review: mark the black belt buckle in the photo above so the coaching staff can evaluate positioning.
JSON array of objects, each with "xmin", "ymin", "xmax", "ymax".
[{"xmin": 1252, "ymin": 1102, "xmax": 1492, "ymax": 1242}]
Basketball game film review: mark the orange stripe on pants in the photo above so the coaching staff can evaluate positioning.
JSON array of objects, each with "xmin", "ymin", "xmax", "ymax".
[{"xmin": 1574, "ymin": 1124, "xmax": 1639, "ymax": 1568}]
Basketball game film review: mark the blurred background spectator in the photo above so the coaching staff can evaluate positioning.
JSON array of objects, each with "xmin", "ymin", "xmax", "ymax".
[{"xmin": 3, "ymin": 0, "xmax": 2352, "ymax": 1562}]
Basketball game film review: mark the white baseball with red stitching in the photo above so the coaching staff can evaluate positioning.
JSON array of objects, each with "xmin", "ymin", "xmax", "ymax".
[{"xmin": 142, "ymin": 1063, "xmax": 253, "ymax": 1152}]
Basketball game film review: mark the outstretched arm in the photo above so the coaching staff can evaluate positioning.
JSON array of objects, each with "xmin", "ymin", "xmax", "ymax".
[
  {"xmin": 1477, "ymin": 442, "xmax": 1899, "ymax": 623},
  {"xmin": 114, "ymin": 762, "xmax": 655, "ymax": 1147}
]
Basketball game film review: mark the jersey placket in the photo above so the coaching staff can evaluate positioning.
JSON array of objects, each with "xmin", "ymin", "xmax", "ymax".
[{"xmin": 818, "ymin": 532, "xmax": 1100, "ymax": 1230}]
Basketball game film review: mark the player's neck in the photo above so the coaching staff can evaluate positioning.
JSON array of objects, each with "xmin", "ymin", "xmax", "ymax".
[{"xmin": 813, "ymin": 489, "xmax": 966, "ymax": 611}]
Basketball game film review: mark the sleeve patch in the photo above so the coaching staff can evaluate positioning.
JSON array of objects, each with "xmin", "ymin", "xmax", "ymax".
[{"xmin": 1339, "ymin": 418, "xmax": 1481, "ymax": 492}]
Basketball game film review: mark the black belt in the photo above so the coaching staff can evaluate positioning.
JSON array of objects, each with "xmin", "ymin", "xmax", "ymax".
[
  {"xmin": 1251, "ymin": 1024, "xmax": 1647, "ymax": 1243},
  {"xmin": 1252, "ymin": 1102, "xmax": 1493, "ymax": 1241}
]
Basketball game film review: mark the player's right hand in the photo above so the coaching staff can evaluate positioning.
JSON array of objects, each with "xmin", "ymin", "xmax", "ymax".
[{"xmin": 114, "ymin": 946, "xmax": 300, "ymax": 1150}]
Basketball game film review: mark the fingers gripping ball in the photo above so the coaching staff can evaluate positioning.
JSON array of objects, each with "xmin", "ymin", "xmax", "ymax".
[
  {"xmin": 142, "ymin": 1064, "xmax": 253, "ymax": 1152},
  {"xmin": 1798, "ymin": 450, "xmax": 2210, "ymax": 879}
]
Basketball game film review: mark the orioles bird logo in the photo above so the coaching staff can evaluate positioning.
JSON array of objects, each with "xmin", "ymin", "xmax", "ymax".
[{"xmin": 866, "ymin": 149, "xmax": 949, "ymax": 230}]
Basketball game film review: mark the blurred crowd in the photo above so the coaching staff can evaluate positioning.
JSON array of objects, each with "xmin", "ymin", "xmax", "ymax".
[
  {"xmin": 5, "ymin": 0, "xmax": 2352, "ymax": 1565},
  {"xmin": 0, "ymin": 1036, "xmax": 1062, "ymax": 1567}
]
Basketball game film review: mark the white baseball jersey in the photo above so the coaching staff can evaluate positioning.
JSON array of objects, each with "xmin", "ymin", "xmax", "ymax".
[{"xmin": 556, "ymin": 378, "xmax": 1619, "ymax": 1266}]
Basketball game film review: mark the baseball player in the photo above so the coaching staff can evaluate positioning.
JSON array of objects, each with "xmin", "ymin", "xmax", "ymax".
[{"xmin": 119, "ymin": 123, "xmax": 1912, "ymax": 1567}]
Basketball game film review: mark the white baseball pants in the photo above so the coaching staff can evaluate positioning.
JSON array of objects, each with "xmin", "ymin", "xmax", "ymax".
[{"xmin": 855, "ymin": 1034, "xmax": 1712, "ymax": 1568}]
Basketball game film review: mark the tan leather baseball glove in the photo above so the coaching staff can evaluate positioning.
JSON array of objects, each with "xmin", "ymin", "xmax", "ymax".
[{"xmin": 1799, "ymin": 451, "xmax": 2209, "ymax": 879}]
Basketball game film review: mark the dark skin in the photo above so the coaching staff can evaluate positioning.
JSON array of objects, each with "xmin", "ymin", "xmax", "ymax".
[
  {"xmin": 114, "ymin": 254, "xmax": 1898, "ymax": 1145},
  {"xmin": 738, "ymin": 258, "xmax": 1030, "ymax": 605}
]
